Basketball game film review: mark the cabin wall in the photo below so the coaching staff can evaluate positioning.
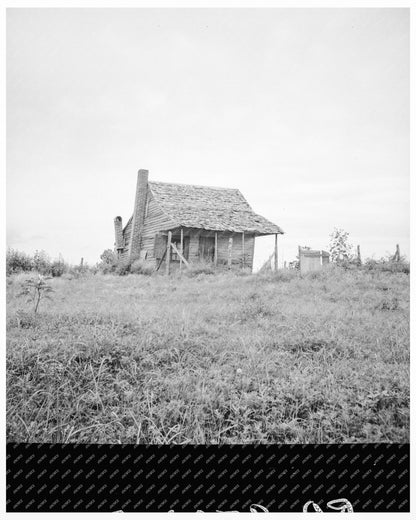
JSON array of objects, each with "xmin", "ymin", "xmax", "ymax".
[
  {"xmin": 219, "ymin": 233, "xmax": 255, "ymax": 268},
  {"xmin": 121, "ymin": 192, "xmax": 174, "ymax": 262},
  {"xmin": 122, "ymin": 220, "xmax": 132, "ymax": 252},
  {"xmin": 140, "ymin": 193, "xmax": 174, "ymax": 260}
]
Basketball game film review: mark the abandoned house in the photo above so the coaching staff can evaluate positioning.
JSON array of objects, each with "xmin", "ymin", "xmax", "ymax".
[{"xmin": 113, "ymin": 169, "xmax": 284, "ymax": 272}]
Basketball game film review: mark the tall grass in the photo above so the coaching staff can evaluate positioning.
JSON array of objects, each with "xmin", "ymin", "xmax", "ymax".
[{"xmin": 6, "ymin": 266, "xmax": 409, "ymax": 444}]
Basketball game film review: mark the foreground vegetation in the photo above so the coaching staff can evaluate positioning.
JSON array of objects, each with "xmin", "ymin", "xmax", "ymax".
[{"xmin": 6, "ymin": 265, "xmax": 409, "ymax": 444}]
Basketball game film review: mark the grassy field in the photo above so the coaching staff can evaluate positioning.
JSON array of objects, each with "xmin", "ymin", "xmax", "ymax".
[{"xmin": 6, "ymin": 265, "xmax": 409, "ymax": 444}]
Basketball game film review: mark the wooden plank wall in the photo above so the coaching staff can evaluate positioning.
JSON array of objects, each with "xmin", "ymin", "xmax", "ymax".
[
  {"xmin": 300, "ymin": 253, "xmax": 321, "ymax": 275},
  {"xmin": 122, "ymin": 193, "xmax": 175, "ymax": 261},
  {"xmin": 216, "ymin": 233, "xmax": 254, "ymax": 268},
  {"xmin": 186, "ymin": 232, "xmax": 255, "ymax": 268},
  {"xmin": 141, "ymin": 195, "xmax": 175, "ymax": 259},
  {"xmin": 299, "ymin": 248, "xmax": 330, "ymax": 274}
]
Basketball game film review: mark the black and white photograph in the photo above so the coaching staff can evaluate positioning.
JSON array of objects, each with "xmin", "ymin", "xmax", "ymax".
[{"xmin": 5, "ymin": 4, "xmax": 411, "ymax": 513}]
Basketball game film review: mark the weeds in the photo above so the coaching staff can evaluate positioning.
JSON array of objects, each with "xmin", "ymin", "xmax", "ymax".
[{"xmin": 6, "ymin": 267, "xmax": 409, "ymax": 444}]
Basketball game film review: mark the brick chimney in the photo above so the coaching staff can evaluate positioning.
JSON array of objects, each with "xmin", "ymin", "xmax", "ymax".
[
  {"xmin": 114, "ymin": 216, "xmax": 124, "ymax": 254},
  {"xmin": 129, "ymin": 169, "xmax": 149, "ymax": 258}
]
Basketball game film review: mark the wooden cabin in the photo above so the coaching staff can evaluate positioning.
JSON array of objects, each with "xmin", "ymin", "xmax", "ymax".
[{"xmin": 114, "ymin": 169, "xmax": 284, "ymax": 272}]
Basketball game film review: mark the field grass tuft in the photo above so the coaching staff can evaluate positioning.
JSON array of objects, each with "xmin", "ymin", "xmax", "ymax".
[{"xmin": 6, "ymin": 266, "xmax": 409, "ymax": 444}]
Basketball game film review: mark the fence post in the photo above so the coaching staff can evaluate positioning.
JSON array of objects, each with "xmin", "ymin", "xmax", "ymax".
[
  {"xmin": 357, "ymin": 245, "xmax": 361, "ymax": 265},
  {"xmin": 228, "ymin": 237, "xmax": 233, "ymax": 269},
  {"xmin": 395, "ymin": 244, "xmax": 400, "ymax": 262}
]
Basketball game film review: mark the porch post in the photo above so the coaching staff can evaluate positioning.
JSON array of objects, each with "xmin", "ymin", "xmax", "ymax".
[
  {"xmin": 274, "ymin": 233, "xmax": 278, "ymax": 271},
  {"xmin": 242, "ymin": 232, "xmax": 245, "ymax": 268},
  {"xmin": 180, "ymin": 228, "xmax": 184, "ymax": 271},
  {"xmin": 166, "ymin": 231, "xmax": 172, "ymax": 275},
  {"xmin": 228, "ymin": 236, "xmax": 233, "ymax": 269},
  {"xmin": 214, "ymin": 232, "xmax": 218, "ymax": 267}
]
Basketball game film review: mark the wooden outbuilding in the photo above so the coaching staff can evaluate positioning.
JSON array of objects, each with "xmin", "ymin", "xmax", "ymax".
[{"xmin": 114, "ymin": 169, "xmax": 284, "ymax": 272}]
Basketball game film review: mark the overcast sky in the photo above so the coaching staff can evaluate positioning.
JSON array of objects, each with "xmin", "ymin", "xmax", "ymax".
[{"xmin": 7, "ymin": 8, "xmax": 409, "ymax": 269}]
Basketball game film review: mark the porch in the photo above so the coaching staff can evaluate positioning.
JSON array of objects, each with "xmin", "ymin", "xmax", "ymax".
[{"xmin": 153, "ymin": 227, "xmax": 257, "ymax": 273}]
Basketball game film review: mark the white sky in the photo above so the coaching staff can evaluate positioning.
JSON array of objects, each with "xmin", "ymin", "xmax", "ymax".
[{"xmin": 6, "ymin": 8, "xmax": 409, "ymax": 269}]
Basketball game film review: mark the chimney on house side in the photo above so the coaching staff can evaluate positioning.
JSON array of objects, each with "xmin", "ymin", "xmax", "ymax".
[
  {"xmin": 114, "ymin": 216, "xmax": 124, "ymax": 253},
  {"xmin": 129, "ymin": 169, "xmax": 149, "ymax": 258}
]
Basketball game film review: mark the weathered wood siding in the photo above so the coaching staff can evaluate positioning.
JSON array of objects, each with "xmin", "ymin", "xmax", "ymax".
[
  {"xmin": 122, "ymin": 192, "xmax": 175, "ymax": 262},
  {"xmin": 123, "ymin": 220, "xmax": 132, "ymax": 250},
  {"xmin": 140, "ymin": 193, "xmax": 175, "ymax": 260},
  {"xmin": 216, "ymin": 233, "xmax": 255, "ymax": 268},
  {"xmin": 185, "ymin": 231, "xmax": 255, "ymax": 269}
]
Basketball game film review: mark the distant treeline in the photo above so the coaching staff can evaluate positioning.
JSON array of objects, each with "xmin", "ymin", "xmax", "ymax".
[
  {"xmin": 6, "ymin": 249, "xmax": 84, "ymax": 277},
  {"xmin": 6, "ymin": 247, "xmax": 409, "ymax": 277}
]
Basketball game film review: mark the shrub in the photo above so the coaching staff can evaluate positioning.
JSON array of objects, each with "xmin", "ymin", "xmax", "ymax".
[
  {"xmin": 98, "ymin": 249, "xmax": 155, "ymax": 276},
  {"xmin": 98, "ymin": 249, "xmax": 118, "ymax": 274},
  {"xmin": 6, "ymin": 248, "xmax": 33, "ymax": 275},
  {"xmin": 50, "ymin": 258, "xmax": 68, "ymax": 277},
  {"xmin": 364, "ymin": 258, "xmax": 410, "ymax": 274},
  {"xmin": 6, "ymin": 248, "xmax": 75, "ymax": 277},
  {"xmin": 33, "ymin": 250, "xmax": 52, "ymax": 275},
  {"xmin": 114, "ymin": 258, "xmax": 132, "ymax": 276},
  {"xmin": 130, "ymin": 259, "xmax": 154, "ymax": 276}
]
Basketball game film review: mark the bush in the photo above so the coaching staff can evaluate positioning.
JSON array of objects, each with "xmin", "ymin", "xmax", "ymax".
[
  {"xmin": 98, "ymin": 249, "xmax": 155, "ymax": 276},
  {"xmin": 98, "ymin": 249, "xmax": 118, "ymax": 274},
  {"xmin": 114, "ymin": 258, "xmax": 131, "ymax": 276},
  {"xmin": 33, "ymin": 250, "xmax": 52, "ymax": 275},
  {"xmin": 6, "ymin": 248, "xmax": 33, "ymax": 275},
  {"xmin": 130, "ymin": 259, "xmax": 154, "ymax": 276},
  {"xmin": 50, "ymin": 258, "xmax": 68, "ymax": 277},
  {"xmin": 7, "ymin": 248, "xmax": 75, "ymax": 277},
  {"xmin": 364, "ymin": 258, "xmax": 409, "ymax": 274}
]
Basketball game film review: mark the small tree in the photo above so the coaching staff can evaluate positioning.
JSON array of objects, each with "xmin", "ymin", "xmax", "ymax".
[
  {"xmin": 329, "ymin": 228, "xmax": 353, "ymax": 263},
  {"xmin": 18, "ymin": 274, "xmax": 54, "ymax": 313}
]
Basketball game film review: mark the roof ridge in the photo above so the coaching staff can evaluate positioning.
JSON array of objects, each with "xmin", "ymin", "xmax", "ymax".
[{"xmin": 149, "ymin": 180, "xmax": 241, "ymax": 192}]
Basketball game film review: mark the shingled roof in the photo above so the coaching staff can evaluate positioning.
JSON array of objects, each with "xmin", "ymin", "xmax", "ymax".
[{"xmin": 147, "ymin": 181, "xmax": 284, "ymax": 236}]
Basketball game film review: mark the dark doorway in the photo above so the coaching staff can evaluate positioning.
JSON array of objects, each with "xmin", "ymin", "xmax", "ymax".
[{"xmin": 199, "ymin": 236, "xmax": 215, "ymax": 262}]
